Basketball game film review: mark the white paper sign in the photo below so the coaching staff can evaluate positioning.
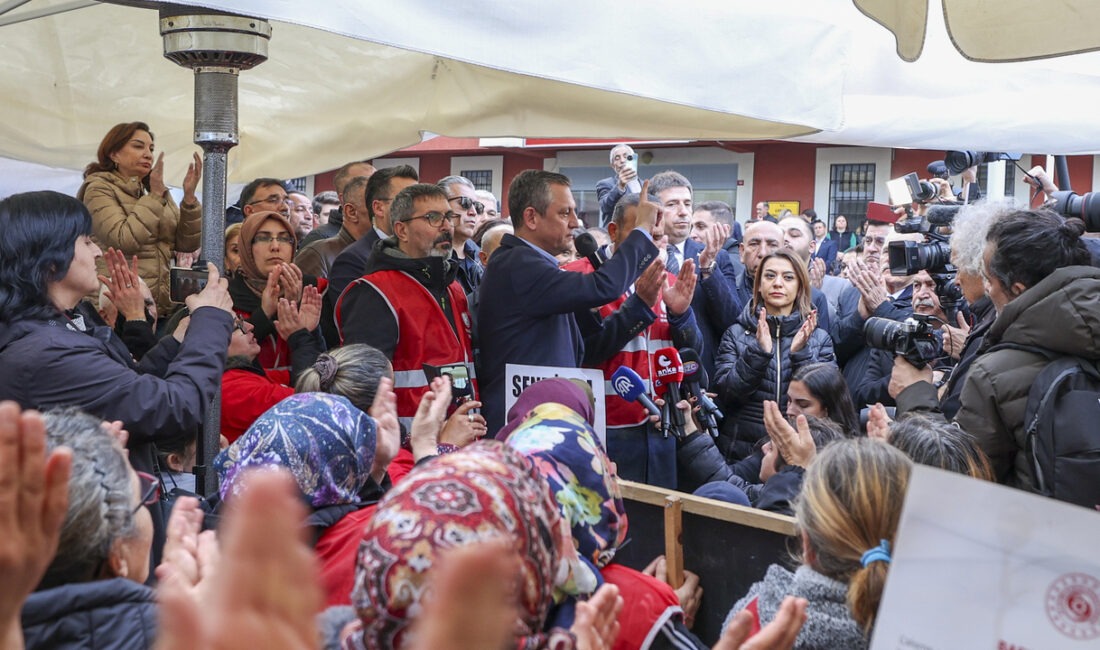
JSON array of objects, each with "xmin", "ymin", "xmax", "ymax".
[
  {"xmin": 504, "ymin": 364, "xmax": 606, "ymax": 445},
  {"xmin": 872, "ymin": 466, "xmax": 1100, "ymax": 650}
]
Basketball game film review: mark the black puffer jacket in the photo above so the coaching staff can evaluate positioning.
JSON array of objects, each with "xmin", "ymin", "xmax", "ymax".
[
  {"xmin": 22, "ymin": 578, "xmax": 157, "ymax": 650},
  {"xmin": 714, "ymin": 304, "xmax": 835, "ymax": 459}
]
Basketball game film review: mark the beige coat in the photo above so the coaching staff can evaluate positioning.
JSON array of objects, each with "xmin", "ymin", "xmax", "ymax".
[{"xmin": 77, "ymin": 171, "xmax": 202, "ymax": 314}]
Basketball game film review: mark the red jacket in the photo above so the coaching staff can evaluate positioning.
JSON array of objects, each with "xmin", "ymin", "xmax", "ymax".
[
  {"xmin": 315, "ymin": 506, "xmax": 378, "ymax": 607},
  {"xmin": 220, "ymin": 367, "xmax": 295, "ymax": 444},
  {"xmin": 601, "ymin": 563, "xmax": 683, "ymax": 650}
]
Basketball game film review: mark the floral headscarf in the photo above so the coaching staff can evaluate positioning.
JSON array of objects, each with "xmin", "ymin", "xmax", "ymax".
[
  {"xmin": 236, "ymin": 209, "xmax": 296, "ymax": 296},
  {"xmin": 214, "ymin": 393, "xmax": 376, "ymax": 508},
  {"xmin": 347, "ymin": 440, "xmax": 597, "ymax": 649},
  {"xmin": 506, "ymin": 403, "xmax": 628, "ymax": 568},
  {"xmin": 497, "ymin": 377, "xmax": 595, "ymax": 440}
]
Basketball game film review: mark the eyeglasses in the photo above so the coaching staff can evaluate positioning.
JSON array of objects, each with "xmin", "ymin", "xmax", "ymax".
[
  {"xmin": 247, "ymin": 194, "xmax": 292, "ymax": 207},
  {"xmin": 232, "ymin": 317, "xmax": 248, "ymax": 335},
  {"xmin": 133, "ymin": 470, "xmax": 161, "ymax": 514},
  {"xmin": 448, "ymin": 195, "xmax": 485, "ymax": 215},
  {"xmin": 403, "ymin": 211, "xmax": 459, "ymax": 228},
  {"xmin": 252, "ymin": 233, "xmax": 295, "ymax": 246}
]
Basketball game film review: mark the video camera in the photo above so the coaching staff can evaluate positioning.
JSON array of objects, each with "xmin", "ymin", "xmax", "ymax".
[
  {"xmin": 1049, "ymin": 190, "xmax": 1100, "ymax": 233},
  {"xmin": 864, "ymin": 314, "xmax": 942, "ymax": 369},
  {"xmin": 944, "ymin": 150, "xmax": 1020, "ymax": 175}
]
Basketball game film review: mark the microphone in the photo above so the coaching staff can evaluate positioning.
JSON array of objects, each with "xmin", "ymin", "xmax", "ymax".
[
  {"xmin": 679, "ymin": 348, "xmax": 723, "ymax": 437},
  {"xmin": 611, "ymin": 366, "xmax": 660, "ymax": 419},
  {"xmin": 575, "ymin": 232, "xmax": 608, "ymax": 269},
  {"xmin": 652, "ymin": 348, "xmax": 686, "ymax": 438}
]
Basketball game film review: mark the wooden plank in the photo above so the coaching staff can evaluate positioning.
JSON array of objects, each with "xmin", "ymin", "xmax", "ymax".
[
  {"xmin": 615, "ymin": 479, "xmax": 798, "ymax": 646},
  {"xmin": 619, "ymin": 479, "xmax": 797, "ymax": 536},
  {"xmin": 663, "ymin": 495, "xmax": 684, "ymax": 589}
]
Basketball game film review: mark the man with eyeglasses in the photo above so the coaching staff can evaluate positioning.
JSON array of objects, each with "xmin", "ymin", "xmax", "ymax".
[
  {"xmin": 438, "ymin": 175, "xmax": 484, "ymax": 295},
  {"xmin": 335, "ymin": 183, "xmax": 477, "ymax": 429},
  {"xmin": 238, "ymin": 177, "xmax": 291, "ymax": 223}
]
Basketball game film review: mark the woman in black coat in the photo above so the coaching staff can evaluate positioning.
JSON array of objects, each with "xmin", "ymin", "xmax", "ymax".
[{"xmin": 713, "ymin": 250, "xmax": 835, "ymax": 462}]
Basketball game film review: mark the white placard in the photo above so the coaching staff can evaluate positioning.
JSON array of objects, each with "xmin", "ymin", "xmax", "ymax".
[
  {"xmin": 504, "ymin": 364, "xmax": 606, "ymax": 445},
  {"xmin": 872, "ymin": 466, "xmax": 1100, "ymax": 650}
]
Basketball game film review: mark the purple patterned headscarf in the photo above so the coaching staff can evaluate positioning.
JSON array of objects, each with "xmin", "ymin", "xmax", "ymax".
[
  {"xmin": 214, "ymin": 393, "xmax": 377, "ymax": 507},
  {"xmin": 497, "ymin": 377, "xmax": 595, "ymax": 440}
]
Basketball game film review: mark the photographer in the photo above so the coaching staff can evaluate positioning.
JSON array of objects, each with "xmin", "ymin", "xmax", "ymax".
[
  {"xmin": 595, "ymin": 144, "xmax": 642, "ymax": 228},
  {"xmin": 889, "ymin": 209, "xmax": 1099, "ymax": 493}
]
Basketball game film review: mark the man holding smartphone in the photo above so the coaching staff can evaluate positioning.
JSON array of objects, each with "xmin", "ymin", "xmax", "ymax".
[{"xmin": 596, "ymin": 143, "xmax": 643, "ymax": 228}]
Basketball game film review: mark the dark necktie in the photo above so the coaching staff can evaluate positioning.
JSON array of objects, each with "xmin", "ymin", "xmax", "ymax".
[{"xmin": 666, "ymin": 245, "xmax": 680, "ymax": 275}]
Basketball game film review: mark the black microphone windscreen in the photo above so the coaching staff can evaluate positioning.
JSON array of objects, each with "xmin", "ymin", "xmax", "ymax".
[{"xmin": 575, "ymin": 232, "xmax": 599, "ymax": 258}]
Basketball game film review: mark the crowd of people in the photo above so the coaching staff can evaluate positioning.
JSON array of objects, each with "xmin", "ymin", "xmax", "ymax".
[{"xmin": 0, "ymin": 124, "xmax": 1097, "ymax": 650}]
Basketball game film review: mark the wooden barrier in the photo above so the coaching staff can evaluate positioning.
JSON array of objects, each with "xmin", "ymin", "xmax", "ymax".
[{"xmin": 613, "ymin": 480, "xmax": 798, "ymax": 646}]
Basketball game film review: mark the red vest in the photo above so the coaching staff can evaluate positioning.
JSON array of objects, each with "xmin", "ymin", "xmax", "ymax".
[
  {"xmin": 563, "ymin": 258, "xmax": 673, "ymax": 427},
  {"xmin": 601, "ymin": 563, "xmax": 683, "ymax": 650},
  {"xmin": 339, "ymin": 270, "xmax": 476, "ymax": 428}
]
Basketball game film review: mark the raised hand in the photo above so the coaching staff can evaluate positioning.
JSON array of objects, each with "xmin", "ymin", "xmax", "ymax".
[
  {"xmin": 635, "ymin": 179, "xmax": 659, "ymax": 231},
  {"xmin": 277, "ymin": 262, "xmax": 304, "ymax": 304},
  {"xmin": 409, "ymin": 378, "xmax": 452, "ymax": 461},
  {"xmin": 368, "ymin": 377, "xmax": 400, "ymax": 481},
  {"xmin": 763, "ymin": 401, "xmax": 815, "ymax": 468},
  {"xmin": 156, "ymin": 470, "xmax": 322, "ymax": 650},
  {"xmin": 715, "ymin": 596, "xmax": 808, "ymax": 650},
  {"xmin": 850, "ymin": 259, "xmax": 888, "ymax": 319},
  {"xmin": 184, "ymin": 263, "xmax": 233, "ymax": 315},
  {"xmin": 440, "ymin": 400, "xmax": 487, "ymax": 448},
  {"xmin": 634, "ymin": 257, "xmax": 666, "ymax": 310},
  {"xmin": 274, "ymin": 285, "xmax": 321, "ymax": 339},
  {"xmin": 182, "ymin": 152, "xmax": 202, "ymax": 205},
  {"xmin": 663, "ymin": 258, "xmax": 697, "ymax": 316},
  {"xmin": 755, "ymin": 307, "xmax": 774, "ymax": 355},
  {"xmin": 942, "ymin": 311, "xmax": 971, "ymax": 360},
  {"xmin": 149, "ymin": 152, "xmax": 167, "ymax": 197},
  {"xmin": 866, "ymin": 403, "xmax": 893, "ymax": 441},
  {"xmin": 808, "ymin": 257, "xmax": 826, "ymax": 290},
  {"xmin": 572, "ymin": 583, "xmax": 622, "ymax": 650},
  {"xmin": 260, "ymin": 264, "xmax": 283, "ymax": 317},
  {"xmin": 0, "ymin": 402, "xmax": 72, "ymax": 648},
  {"xmin": 700, "ymin": 222, "xmax": 731, "ymax": 271},
  {"xmin": 790, "ymin": 310, "xmax": 817, "ymax": 354},
  {"xmin": 98, "ymin": 248, "xmax": 146, "ymax": 321}
]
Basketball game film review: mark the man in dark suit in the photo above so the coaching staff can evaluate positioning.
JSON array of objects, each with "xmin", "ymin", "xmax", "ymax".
[
  {"xmin": 595, "ymin": 144, "xmax": 642, "ymax": 228},
  {"xmin": 322, "ymin": 165, "xmax": 419, "ymax": 346},
  {"xmin": 649, "ymin": 172, "xmax": 743, "ymax": 378},
  {"xmin": 810, "ymin": 218, "xmax": 838, "ymax": 271},
  {"xmin": 478, "ymin": 170, "xmax": 658, "ymax": 434}
]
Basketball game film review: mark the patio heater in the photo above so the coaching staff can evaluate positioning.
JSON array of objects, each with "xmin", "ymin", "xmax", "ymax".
[{"xmin": 150, "ymin": 4, "xmax": 270, "ymax": 496}]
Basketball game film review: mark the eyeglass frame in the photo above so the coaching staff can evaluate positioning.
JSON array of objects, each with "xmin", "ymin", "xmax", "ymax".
[
  {"xmin": 251, "ymin": 232, "xmax": 295, "ymax": 246},
  {"xmin": 133, "ymin": 470, "xmax": 161, "ymax": 514},
  {"xmin": 246, "ymin": 193, "xmax": 293, "ymax": 208},
  {"xmin": 400, "ymin": 211, "xmax": 461, "ymax": 228},
  {"xmin": 447, "ymin": 195, "xmax": 485, "ymax": 215}
]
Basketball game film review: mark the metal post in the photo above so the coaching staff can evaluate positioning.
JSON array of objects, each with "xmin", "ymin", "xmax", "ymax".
[{"xmin": 158, "ymin": 10, "xmax": 270, "ymax": 498}]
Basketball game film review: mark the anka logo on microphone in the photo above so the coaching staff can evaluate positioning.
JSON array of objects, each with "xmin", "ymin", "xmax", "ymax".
[{"xmin": 654, "ymin": 353, "xmax": 680, "ymax": 380}]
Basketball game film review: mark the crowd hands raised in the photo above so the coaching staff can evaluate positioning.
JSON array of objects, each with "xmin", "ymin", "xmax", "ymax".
[{"xmin": 1, "ymin": 123, "xmax": 1098, "ymax": 649}]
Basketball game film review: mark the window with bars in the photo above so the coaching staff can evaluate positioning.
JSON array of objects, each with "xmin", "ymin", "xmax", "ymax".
[
  {"xmin": 976, "ymin": 163, "xmax": 1015, "ymax": 197},
  {"xmin": 460, "ymin": 170, "xmax": 493, "ymax": 191},
  {"xmin": 828, "ymin": 163, "xmax": 876, "ymax": 231},
  {"xmin": 285, "ymin": 177, "xmax": 308, "ymax": 194}
]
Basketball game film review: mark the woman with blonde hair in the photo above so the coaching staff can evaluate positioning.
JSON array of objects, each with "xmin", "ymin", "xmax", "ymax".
[
  {"xmin": 78, "ymin": 121, "xmax": 203, "ymax": 315},
  {"xmin": 725, "ymin": 437, "xmax": 911, "ymax": 648}
]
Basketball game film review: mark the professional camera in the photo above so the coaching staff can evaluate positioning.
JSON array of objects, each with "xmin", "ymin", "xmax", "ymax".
[
  {"xmin": 1049, "ymin": 190, "xmax": 1100, "ymax": 233},
  {"xmin": 889, "ymin": 204, "xmax": 958, "ymax": 276},
  {"xmin": 944, "ymin": 151, "xmax": 1021, "ymax": 175},
  {"xmin": 864, "ymin": 314, "xmax": 942, "ymax": 368}
]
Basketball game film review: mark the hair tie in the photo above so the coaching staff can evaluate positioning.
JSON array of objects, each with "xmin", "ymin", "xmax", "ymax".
[
  {"xmin": 860, "ymin": 539, "xmax": 891, "ymax": 567},
  {"xmin": 312, "ymin": 354, "xmax": 339, "ymax": 391}
]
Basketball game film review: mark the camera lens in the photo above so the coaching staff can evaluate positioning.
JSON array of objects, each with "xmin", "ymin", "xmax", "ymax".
[{"xmin": 864, "ymin": 317, "xmax": 902, "ymax": 352}]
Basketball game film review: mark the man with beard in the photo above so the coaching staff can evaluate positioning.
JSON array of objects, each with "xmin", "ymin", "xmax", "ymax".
[
  {"xmin": 438, "ymin": 175, "xmax": 484, "ymax": 294},
  {"xmin": 335, "ymin": 184, "xmax": 475, "ymax": 426}
]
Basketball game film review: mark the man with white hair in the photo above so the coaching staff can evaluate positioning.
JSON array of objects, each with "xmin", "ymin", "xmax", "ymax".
[
  {"xmin": 475, "ymin": 189, "xmax": 499, "ymax": 223},
  {"xmin": 595, "ymin": 143, "xmax": 642, "ymax": 228}
]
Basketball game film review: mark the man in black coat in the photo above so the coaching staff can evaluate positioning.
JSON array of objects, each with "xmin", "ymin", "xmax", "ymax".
[{"xmin": 478, "ymin": 170, "xmax": 658, "ymax": 434}]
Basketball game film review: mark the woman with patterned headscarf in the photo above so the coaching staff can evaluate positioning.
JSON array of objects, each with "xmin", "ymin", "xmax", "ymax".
[
  {"xmin": 507, "ymin": 398, "xmax": 707, "ymax": 650},
  {"xmin": 347, "ymin": 441, "xmax": 621, "ymax": 649},
  {"xmin": 215, "ymin": 392, "xmax": 399, "ymax": 606}
]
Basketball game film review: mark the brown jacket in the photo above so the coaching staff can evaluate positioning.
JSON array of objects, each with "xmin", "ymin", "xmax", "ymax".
[{"xmin": 77, "ymin": 171, "xmax": 202, "ymax": 314}]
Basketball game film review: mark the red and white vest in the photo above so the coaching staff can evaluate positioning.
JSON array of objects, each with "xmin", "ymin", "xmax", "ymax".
[
  {"xmin": 564, "ymin": 258, "xmax": 674, "ymax": 428},
  {"xmin": 337, "ymin": 270, "xmax": 476, "ymax": 429}
]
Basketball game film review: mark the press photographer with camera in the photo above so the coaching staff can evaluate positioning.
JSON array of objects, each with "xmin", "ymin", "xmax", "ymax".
[
  {"xmin": 596, "ymin": 144, "xmax": 643, "ymax": 228},
  {"xmin": 889, "ymin": 208, "xmax": 1100, "ymax": 503}
]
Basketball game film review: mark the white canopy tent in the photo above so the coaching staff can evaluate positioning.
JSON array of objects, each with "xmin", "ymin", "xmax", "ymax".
[{"xmin": 3, "ymin": 0, "xmax": 1100, "ymax": 191}]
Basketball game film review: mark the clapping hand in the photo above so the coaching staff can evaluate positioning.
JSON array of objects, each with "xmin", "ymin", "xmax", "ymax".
[{"xmin": 762, "ymin": 401, "xmax": 816, "ymax": 468}]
